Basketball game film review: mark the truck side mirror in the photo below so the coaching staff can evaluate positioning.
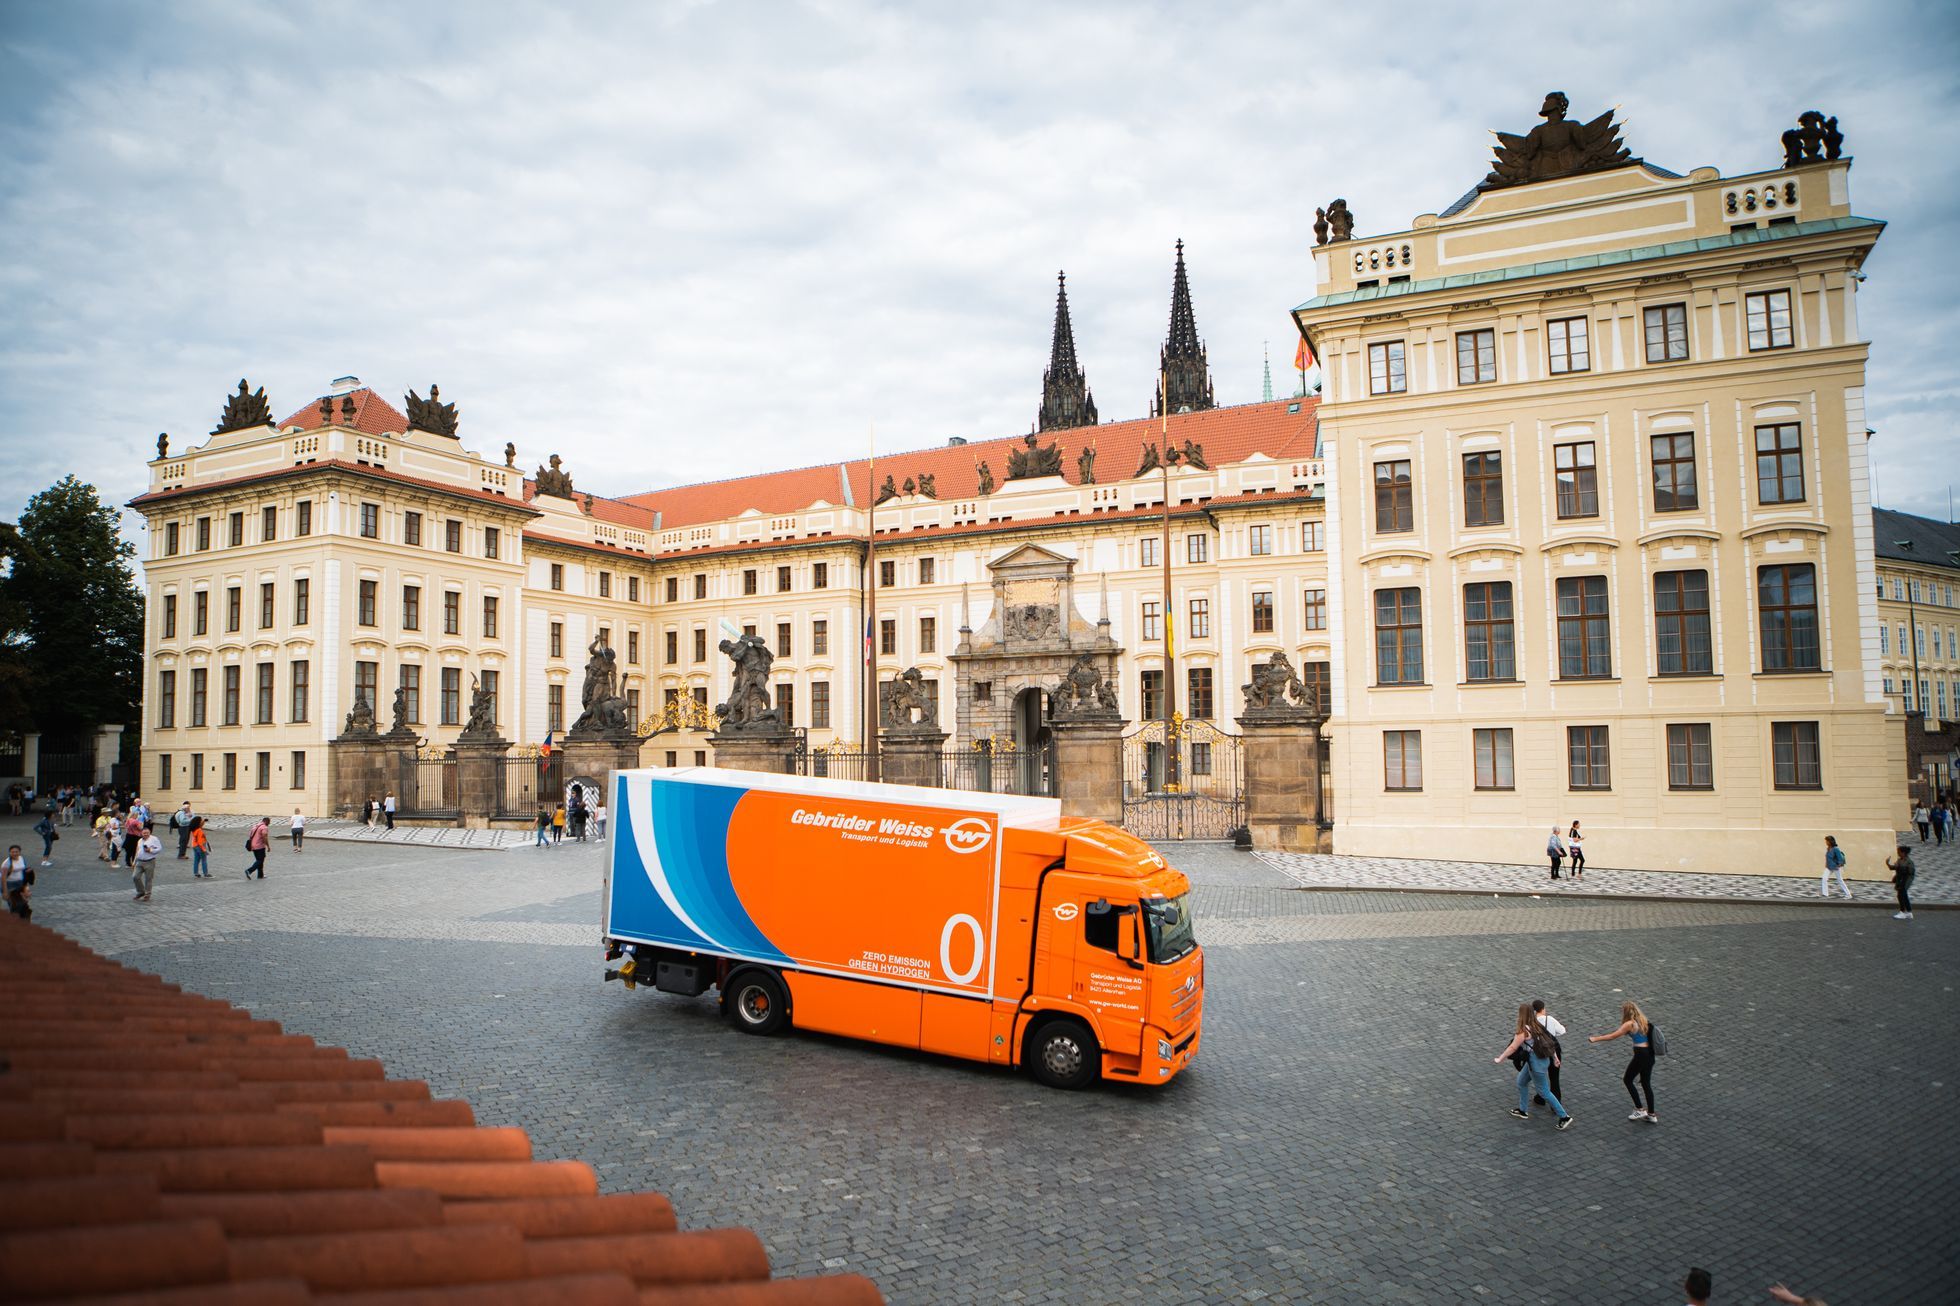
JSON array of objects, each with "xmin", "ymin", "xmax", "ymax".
[{"xmin": 1116, "ymin": 915, "xmax": 1141, "ymax": 965}]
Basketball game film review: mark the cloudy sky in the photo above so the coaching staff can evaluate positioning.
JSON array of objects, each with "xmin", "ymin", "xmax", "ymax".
[{"xmin": 3, "ymin": 0, "xmax": 1957, "ymax": 532}]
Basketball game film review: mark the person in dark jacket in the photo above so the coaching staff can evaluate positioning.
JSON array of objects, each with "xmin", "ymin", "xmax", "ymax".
[{"xmin": 1886, "ymin": 844, "xmax": 1915, "ymax": 920}]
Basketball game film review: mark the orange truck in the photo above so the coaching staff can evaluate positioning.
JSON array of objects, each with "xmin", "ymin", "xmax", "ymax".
[{"xmin": 601, "ymin": 767, "xmax": 1202, "ymax": 1089}]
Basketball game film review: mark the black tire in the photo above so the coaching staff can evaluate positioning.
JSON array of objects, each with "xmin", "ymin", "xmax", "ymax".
[
  {"xmin": 1026, "ymin": 1017, "xmax": 1100, "ymax": 1090},
  {"xmin": 722, "ymin": 968, "xmax": 790, "ymax": 1036}
]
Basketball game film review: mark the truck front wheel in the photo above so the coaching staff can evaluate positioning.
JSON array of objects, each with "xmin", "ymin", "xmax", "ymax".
[
  {"xmin": 1026, "ymin": 1018, "xmax": 1100, "ymax": 1090},
  {"xmin": 722, "ymin": 968, "xmax": 790, "ymax": 1037}
]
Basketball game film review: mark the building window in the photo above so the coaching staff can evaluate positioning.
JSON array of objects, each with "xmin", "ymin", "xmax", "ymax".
[
  {"xmin": 350, "ymin": 660, "xmax": 377, "ymax": 719},
  {"xmin": 878, "ymin": 560, "xmax": 895, "ymax": 588},
  {"xmin": 482, "ymin": 526, "xmax": 499, "ymax": 560},
  {"xmin": 258, "ymin": 582, "xmax": 274, "ymax": 629},
  {"xmin": 547, "ymin": 684, "xmax": 564, "ymax": 733},
  {"xmin": 293, "ymin": 578, "xmax": 309, "ymax": 625},
  {"xmin": 1304, "ymin": 588, "xmax": 1326, "ymax": 631},
  {"xmin": 404, "ymin": 512, "xmax": 422, "ymax": 546},
  {"xmin": 162, "ymin": 594, "xmax": 177, "ymax": 639},
  {"xmin": 806, "ymin": 680, "xmax": 831, "ymax": 728},
  {"xmin": 1188, "ymin": 533, "xmax": 1209, "ymax": 564},
  {"xmin": 221, "ymin": 666, "xmax": 240, "ymax": 725},
  {"xmin": 1368, "ymin": 340, "xmax": 1407, "ymax": 395},
  {"xmin": 255, "ymin": 751, "xmax": 271, "ymax": 790},
  {"xmin": 1473, "ymin": 728, "xmax": 1514, "ymax": 790},
  {"xmin": 1302, "ymin": 521, "xmax": 1324, "ymax": 551},
  {"xmin": 1384, "ymin": 731, "xmax": 1422, "ymax": 790},
  {"xmin": 919, "ymin": 616, "xmax": 936, "ymax": 654},
  {"xmin": 1755, "ymin": 424, "xmax": 1805, "ymax": 504},
  {"xmin": 550, "ymin": 623, "xmax": 564, "ymax": 659},
  {"xmin": 1745, "ymin": 289, "xmax": 1794, "ymax": 351},
  {"xmin": 1189, "ymin": 597, "xmax": 1210, "ymax": 639},
  {"xmin": 445, "ymin": 519, "xmax": 462, "ymax": 553},
  {"xmin": 812, "ymin": 620, "xmax": 828, "ymax": 656},
  {"xmin": 1141, "ymin": 602, "xmax": 1161, "ymax": 641},
  {"xmin": 879, "ymin": 619, "xmax": 896, "ymax": 655},
  {"xmin": 1643, "ymin": 303, "xmax": 1689, "ymax": 363},
  {"xmin": 196, "ymin": 517, "xmax": 211, "ymax": 551},
  {"xmin": 664, "ymin": 630, "xmax": 678, "ymax": 664},
  {"xmin": 1654, "ymin": 570, "xmax": 1713, "ymax": 676},
  {"xmin": 549, "ymin": 563, "xmax": 563, "ymax": 591},
  {"xmin": 358, "ymin": 580, "xmax": 377, "ymax": 626},
  {"xmin": 1880, "ymin": 625, "xmax": 1890, "ymax": 656},
  {"xmin": 291, "ymin": 751, "xmax": 306, "ymax": 791},
  {"xmin": 225, "ymin": 585, "xmax": 241, "ymax": 632},
  {"xmin": 813, "ymin": 563, "xmax": 828, "ymax": 589},
  {"xmin": 222, "ymin": 753, "xmax": 237, "ymax": 789},
  {"xmin": 1251, "ymin": 590, "xmax": 1275, "ymax": 634},
  {"xmin": 1249, "ymin": 525, "xmax": 1272, "ymax": 556},
  {"xmin": 665, "ymin": 577, "xmax": 679, "ymax": 603},
  {"xmin": 1140, "ymin": 669, "xmax": 1164, "ymax": 720},
  {"xmin": 194, "ymin": 591, "xmax": 209, "ymax": 636},
  {"xmin": 1772, "ymin": 721, "xmax": 1822, "ymax": 789},
  {"xmin": 479, "ymin": 671, "xmax": 499, "ymax": 726},
  {"xmin": 1304, "ymin": 660, "xmax": 1330, "ymax": 713},
  {"xmin": 1374, "ymin": 459, "xmax": 1413, "ymax": 532},
  {"xmin": 1759, "ymin": 564, "xmax": 1820, "ymax": 672},
  {"xmin": 919, "ymin": 558, "xmax": 936, "ymax": 585},
  {"xmin": 360, "ymin": 503, "xmax": 379, "ymax": 539},
  {"xmin": 1667, "ymin": 723, "xmax": 1714, "ymax": 790},
  {"xmin": 773, "ymin": 683, "xmax": 795, "ymax": 727},
  {"xmin": 1455, "ymin": 328, "xmax": 1496, "ymax": 385},
  {"xmin": 443, "ymin": 591, "xmax": 459, "ymax": 636},
  {"xmin": 627, "ymin": 630, "xmax": 640, "ymax": 664},
  {"xmin": 190, "ymin": 668, "xmax": 207, "ymax": 726},
  {"xmin": 1141, "ymin": 536, "xmax": 1158, "ymax": 568},
  {"xmin": 1567, "ymin": 725, "xmax": 1611, "ymax": 789},
  {"xmin": 189, "ymin": 753, "xmax": 203, "ymax": 788},
  {"xmin": 393, "ymin": 664, "xmax": 414, "ymax": 724},
  {"xmin": 1375, "ymin": 587, "xmax": 1423, "ymax": 685},
  {"xmin": 1553, "ymin": 442, "xmax": 1598, "ymax": 519},
  {"xmin": 261, "ymin": 505, "xmax": 277, "ymax": 542},
  {"xmin": 402, "ymin": 585, "xmax": 420, "ymax": 630},
  {"xmin": 1651, "ymin": 432, "xmax": 1699, "ymax": 511},
  {"xmin": 776, "ymin": 622, "xmax": 793, "ymax": 658},
  {"xmin": 228, "ymin": 511, "xmax": 244, "ymax": 547},
  {"xmin": 296, "ymin": 501, "xmax": 311, "ymax": 536},
  {"xmin": 694, "ymin": 750, "xmax": 707, "ymax": 767},
  {"xmin": 1556, "ymin": 576, "xmax": 1611, "ymax": 679},
  {"xmin": 628, "ymin": 576, "xmax": 640, "ymax": 603},
  {"xmin": 1462, "ymin": 451, "xmax": 1504, "ymax": 527},
  {"xmin": 165, "ymin": 521, "xmax": 180, "ymax": 556},
  {"xmin": 158, "ymin": 670, "xmax": 176, "ymax": 728},
  {"xmin": 157, "ymin": 753, "xmax": 172, "ymax": 790},
  {"xmin": 598, "ymin": 571, "xmax": 612, "ymax": 598},
  {"xmin": 694, "ymin": 574, "xmax": 707, "ymax": 600},
  {"xmin": 693, "ymin": 629, "xmax": 707, "ymax": 662},
  {"xmin": 440, "ymin": 668, "xmax": 461, "ymax": 725},
  {"xmin": 1187, "ymin": 668, "xmax": 1213, "ymax": 719},
  {"xmin": 255, "ymin": 663, "xmax": 274, "ymax": 724},
  {"xmin": 1547, "ymin": 316, "xmax": 1590, "ymax": 374},
  {"xmin": 1464, "ymin": 581, "xmax": 1516, "ymax": 681},
  {"xmin": 626, "ymin": 688, "xmax": 639, "ymax": 723}
]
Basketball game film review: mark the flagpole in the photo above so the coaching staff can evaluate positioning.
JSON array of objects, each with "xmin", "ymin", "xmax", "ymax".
[
  {"xmin": 1160, "ymin": 371, "xmax": 1180, "ymax": 794},
  {"xmin": 863, "ymin": 423, "xmax": 881, "ymax": 783}
]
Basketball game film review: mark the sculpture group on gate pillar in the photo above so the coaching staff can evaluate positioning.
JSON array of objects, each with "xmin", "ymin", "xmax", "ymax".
[
  {"xmin": 1051, "ymin": 653, "xmax": 1120, "ymax": 721},
  {"xmin": 568, "ymin": 634, "xmax": 635, "ymax": 740},
  {"xmin": 710, "ymin": 632, "xmax": 794, "ymax": 773},
  {"xmin": 1235, "ymin": 651, "xmax": 1326, "ymax": 852},
  {"xmin": 879, "ymin": 666, "xmax": 946, "ymax": 788},
  {"xmin": 1045, "ymin": 653, "xmax": 1125, "ymax": 823}
]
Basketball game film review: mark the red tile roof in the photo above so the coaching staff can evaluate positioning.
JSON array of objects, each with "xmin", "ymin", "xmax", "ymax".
[
  {"xmin": 521, "ymin": 481, "xmax": 658, "ymax": 531},
  {"xmin": 622, "ymin": 397, "xmax": 1319, "ymax": 531},
  {"xmin": 277, "ymin": 388, "xmax": 411, "ymax": 438},
  {"xmin": 0, "ymin": 917, "xmax": 884, "ymax": 1305}
]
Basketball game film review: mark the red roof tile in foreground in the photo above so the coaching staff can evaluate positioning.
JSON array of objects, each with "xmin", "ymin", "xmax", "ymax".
[
  {"xmin": 277, "ymin": 388, "xmax": 413, "ymax": 438},
  {"xmin": 0, "ymin": 919, "xmax": 884, "ymax": 1306}
]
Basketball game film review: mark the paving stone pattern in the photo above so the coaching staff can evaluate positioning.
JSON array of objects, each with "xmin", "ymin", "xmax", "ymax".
[{"xmin": 23, "ymin": 819, "xmax": 1959, "ymax": 1304}]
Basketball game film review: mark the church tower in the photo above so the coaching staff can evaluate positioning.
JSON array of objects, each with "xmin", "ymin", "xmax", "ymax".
[
  {"xmin": 1152, "ymin": 239, "xmax": 1216, "ymax": 417},
  {"xmin": 1035, "ymin": 271, "xmax": 1098, "ymax": 433}
]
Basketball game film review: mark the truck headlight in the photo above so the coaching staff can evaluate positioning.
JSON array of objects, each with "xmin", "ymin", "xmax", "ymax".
[{"xmin": 1157, "ymin": 1038, "xmax": 1174, "ymax": 1061}]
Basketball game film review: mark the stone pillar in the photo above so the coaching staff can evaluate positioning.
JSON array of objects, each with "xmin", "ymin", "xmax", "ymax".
[
  {"xmin": 1049, "ymin": 717, "xmax": 1125, "ymax": 824},
  {"xmin": 454, "ymin": 739, "xmax": 511, "ymax": 828},
  {"xmin": 708, "ymin": 731, "xmax": 796, "ymax": 774},
  {"xmin": 1237, "ymin": 713, "xmax": 1325, "ymax": 852},
  {"xmin": 561, "ymin": 735, "xmax": 645, "ymax": 801},
  {"xmin": 879, "ymin": 728, "xmax": 947, "ymax": 789},
  {"xmin": 21, "ymin": 733, "xmax": 40, "ymax": 787},
  {"xmin": 329, "ymin": 737, "xmax": 405, "ymax": 819},
  {"xmin": 93, "ymin": 724, "xmax": 125, "ymax": 785}
]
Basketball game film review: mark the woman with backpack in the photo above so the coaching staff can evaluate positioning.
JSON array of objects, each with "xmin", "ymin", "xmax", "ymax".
[
  {"xmin": 1494, "ymin": 1002, "xmax": 1573, "ymax": 1130},
  {"xmin": 1821, "ymin": 835, "xmax": 1850, "ymax": 899},
  {"xmin": 1589, "ymin": 1000, "xmax": 1660, "ymax": 1124},
  {"xmin": 245, "ymin": 817, "xmax": 270, "ymax": 880}
]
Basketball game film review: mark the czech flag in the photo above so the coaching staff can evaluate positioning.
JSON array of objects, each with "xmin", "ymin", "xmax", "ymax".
[{"xmin": 539, "ymin": 730, "xmax": 553, "ymax": 770}]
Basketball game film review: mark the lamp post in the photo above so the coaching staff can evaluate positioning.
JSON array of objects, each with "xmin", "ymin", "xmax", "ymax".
[{"xmin": 1897, "ymin": 540, "xmax": 1922, "ymax": 720}]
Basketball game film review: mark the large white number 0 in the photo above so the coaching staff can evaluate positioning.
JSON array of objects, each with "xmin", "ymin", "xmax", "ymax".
[{"xmin": 939, "ymin": 913, "xmax": 984, "ymax": 985}]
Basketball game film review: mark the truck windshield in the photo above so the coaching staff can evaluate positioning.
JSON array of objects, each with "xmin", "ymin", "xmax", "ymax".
[{"xmin": 1143, "ymin": 894, "xmax": 1196, "ymax": 963}]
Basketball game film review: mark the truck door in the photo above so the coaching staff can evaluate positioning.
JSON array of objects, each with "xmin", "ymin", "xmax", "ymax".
[{"xmin": 1074, "ymin": 900, "xmax": 1145, "ymax": 1054}]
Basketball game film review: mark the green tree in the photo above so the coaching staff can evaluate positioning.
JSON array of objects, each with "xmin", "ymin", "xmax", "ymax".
[{"xmin": 2, "ymin": 477, "xmax": 144, "ymax": 734}]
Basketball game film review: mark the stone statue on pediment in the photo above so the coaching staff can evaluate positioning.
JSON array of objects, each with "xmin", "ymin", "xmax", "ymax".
[
  {"xmin": 1007, "ymin": 433, "xmax": 1064, "ymax": 480},
  {"xmin": 504, "ymin": 441, "xmax": 516, "ymax": 467},
  {"xmin": 1053, "ymin": 653, "xmax": 1120, "ymax": 720},
  {"xmin": 341, "ymin": 694, "xmax": 378, "ymax": 738},
  {"xmin": 1323, "ymin": 199, "xmax": 1353, "ymax": 243},
  {"xmin": 535, "ymin": 454, "xmax": 574, "ymax": 498},
  {"xmin": 976, "ymin": 460, "xmax": 995, "ymax": 495},
  {"xmin": 876, "ymin": 474, "xmax": 899, "ymax": 505},
  {"xmin": 1135, "ymin": 443, "xmax": 1162, "ymax": 478},
  {"xmin": 1483, "ymin": 92, "xmax": 1632, "ymax": 190},
  {"xmin": 156, "ymin": 433, "xmax": 169, "ymax": 460},
  {"xmin": 1077, "ymin": 446, "xmax": 1097, "ymax": 484},
  {"xmin": 714, "ymin": 633, "xmax": 782, "ymax": 733},
  {"xmin": 1781, "ymin": 110, "xmax": 1844, "ymax": 167},
  {"xmin": 213, "ymin": 379, "xmax": 274, "ymax": 435},
  {"xmin": 882, "ymin": 666, "xmax": 938, "ymax": 730},
  {"xmin": 1242, "ymin": 650, "xmax": 1318, "ymax": 719},
  {"xmin": 916, "ymin": 472, "xmax": 936, "ymax": 498},
  {"xmin": 404, "ymin": 383, "xmax": 459, "ymax": 438}
]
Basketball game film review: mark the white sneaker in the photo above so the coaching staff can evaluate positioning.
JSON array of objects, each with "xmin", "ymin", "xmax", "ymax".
[
  {"xmin": 1893, "ymin": 911, "xmax": 1911, "ymax": 920},
  {"xmin": 1628, "ymin": 1110, "xmax": 1649, "ymax": 1120}
]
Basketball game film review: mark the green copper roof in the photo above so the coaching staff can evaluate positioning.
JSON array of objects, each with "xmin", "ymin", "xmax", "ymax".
[{"xmin": 1294, "ymin": 215, "xmax": 1885, "ymax": 313}]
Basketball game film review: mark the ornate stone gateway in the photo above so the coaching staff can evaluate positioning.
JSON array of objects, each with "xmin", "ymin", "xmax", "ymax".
[{"xmin": 1120, "ymin": 716, "xmax": 1244, "ymax": 842}]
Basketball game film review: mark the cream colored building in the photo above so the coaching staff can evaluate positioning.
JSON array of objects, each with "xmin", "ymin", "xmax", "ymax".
[
  {"xmin": 1872, "ymin": 507, "xmax": 1960, "ymax": 794},
  {"xmin": 1293, "ymin": 110, "xmax": 1902, "ymax": 874}
]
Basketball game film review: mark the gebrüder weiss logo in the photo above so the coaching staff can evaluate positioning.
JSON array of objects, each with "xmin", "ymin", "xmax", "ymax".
[{"xmin": 942, "ymin": 817, "xmax": 993, "ymax": 855}]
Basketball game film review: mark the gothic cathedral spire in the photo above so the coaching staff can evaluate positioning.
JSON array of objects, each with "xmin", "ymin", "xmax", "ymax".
[
  {"xmin": 1035, "ymin": 271, "xmax": 1098, "ymax": 434},
  {"xmin": 1152, "ymin": 239, "xmax": 1215, "ymax": 417}
]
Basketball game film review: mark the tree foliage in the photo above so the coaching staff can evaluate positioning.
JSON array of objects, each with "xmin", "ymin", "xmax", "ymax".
[{"xmin": 1, "ymin": 477, "xmax": 144, "ymax": 736}]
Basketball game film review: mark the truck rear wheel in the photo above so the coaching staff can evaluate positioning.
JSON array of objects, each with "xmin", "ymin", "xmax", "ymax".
[
  {"xmin": 722, "ymin": 968, "xmax": 790, "ymax": 1037},
  {"xmin": 1027, "ymin": 1018, "xmax": 1100, "ymax": 1090}
]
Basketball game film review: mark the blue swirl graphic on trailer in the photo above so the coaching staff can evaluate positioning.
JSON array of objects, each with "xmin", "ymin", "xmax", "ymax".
[{"xmin": 611, "ymin": 774, "xmax": 789, "ymax": 963}]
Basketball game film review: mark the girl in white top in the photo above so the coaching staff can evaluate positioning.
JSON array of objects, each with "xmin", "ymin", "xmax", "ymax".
[
  {"xmin": 593, "ymin": 802, "xmax": 608, "ymax": 839},
  {"xmin": 290, "ymin": 809, "xmax": 307, "ymax": 852},
  {"xmin": 1566, "ymin": 821, "xmax": 1585, "ymax": 881}
]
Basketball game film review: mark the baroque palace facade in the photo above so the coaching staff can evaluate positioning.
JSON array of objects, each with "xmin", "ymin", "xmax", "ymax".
[{"xmin": 132, "ymin": 94, "xmax": 1909, "ymax": 873}]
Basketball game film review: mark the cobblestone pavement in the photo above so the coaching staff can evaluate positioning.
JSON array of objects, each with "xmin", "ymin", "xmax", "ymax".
[
  {"xmin": 22, "ymin": 824, "xmax": 1958, "ymax": 1304},
  {"xmin": 1259, "ymin": 830, "xmax": 1959, "ymax": 907},
  {"xmin": 177, "ymin": 811, "xmax": 536, "ymax": 849}
]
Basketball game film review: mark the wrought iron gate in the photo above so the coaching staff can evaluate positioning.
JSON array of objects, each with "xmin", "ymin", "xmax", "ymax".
[{"xmin": 1121, "ymin": 716, "xmax": 1244, "ymax": 841}]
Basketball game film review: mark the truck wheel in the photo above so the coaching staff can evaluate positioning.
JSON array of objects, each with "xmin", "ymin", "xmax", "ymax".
[
  {"xmin": 1027, "ymin": 1018, "xmax": 1100, "ymax": 1090},
  {"xmin": 723, "ymin": 968, "xmax": 790, "ymax": 1036}
]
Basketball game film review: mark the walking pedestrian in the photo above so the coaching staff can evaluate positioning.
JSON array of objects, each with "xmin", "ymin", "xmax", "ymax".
[
  {"xmin": 171, "ymin": 801, "xmax": 194, "ymax": 858},
  {"xmin": 121, "ymin": 809, "xmax": 143, "ymax": 869},
  {"xmin": 1545, "ymin": 826, "xmax": 1565, "ymax": 880},
  {"xmin": 1885, "ymin": 843, "xmax": 1915, "ymax": 921},
  {"xmin": 132, "ymin": 823, "xmax": 162, "ymax": 902},
  {"xmin": 1912, "ymin": 803, "xmax": 1930, "ymax": 841},
  {"xmin": 551, "ymin": 803, "xmax": 566, "ymax": 844},
  {"xmin": 189, "ymin": 817, "xmax": 209, "ymax": 878},
  {"xmin": 1820, "ymin": 835, "xmax": 1851, "ymax": 899},
  {"xmin": 3, "ymin": 844, "xmax": 32, "ymax": 920},
  {"xmin": 1935, "ymin": 803, "xmax": 1951, "ymax": 846},
  {"xmin": 33, "ymin": 809, "xmax": 57, "ymax": 866},
  {"xmin": 535, "ymin": 807, "xmax": 551, "ymax": 847},
  {"xmin": 94, "ymin": 807, "xmax": 116, "ymax": 861},
  {"xmin": 1566, "ymin": 821, "xmax": 1585, "ymax": 881},
  {"xmin": 1683, "ymin": 1267, "xmax": 1712, "ymax": 1306},
  {"xmin": 290, "ymin": 808, "xmax": 306, "ymax": 852},
  {"xmin": 1588, "ymin": 1000, "xmax": 1659, "ymax": 1124},
  {"xmin": 594, "ymin": 799, "xmax": 607, "ymax": 840},
  {"xmin": 383, "ymin": 792, "xmax": 396, "ymax": 830},
  {"xmin": 1494, "ymin": 1002, "xmax": 1573, "ymax": 1129},
  {"xmin": 245, "ymin": 817, "xmax": 270, "ymax": 880}
]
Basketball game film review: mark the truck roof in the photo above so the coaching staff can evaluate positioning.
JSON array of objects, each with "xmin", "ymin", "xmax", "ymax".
[{"xmin": 627, "ymin": 767, "xmax": 1064, "ymax": 831}]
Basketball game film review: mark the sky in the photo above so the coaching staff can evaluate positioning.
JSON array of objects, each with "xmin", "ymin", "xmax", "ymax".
[{"xmin": 2, "ymin": 0, "xmax": 1957, "ymax": 534}]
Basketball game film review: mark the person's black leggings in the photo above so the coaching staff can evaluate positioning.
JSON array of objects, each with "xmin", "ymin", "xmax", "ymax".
[
  {"xmin": 1548, "ymin": 854, "xmax": 1562, "ymax": 879},
  {"xmin": 1896, "ymin": 877, "xmax": 1914, "ymax": 913},
  {"xmin": 1624, "ymin": 1047, "xmax": 1656, "ymax": 1112}
]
